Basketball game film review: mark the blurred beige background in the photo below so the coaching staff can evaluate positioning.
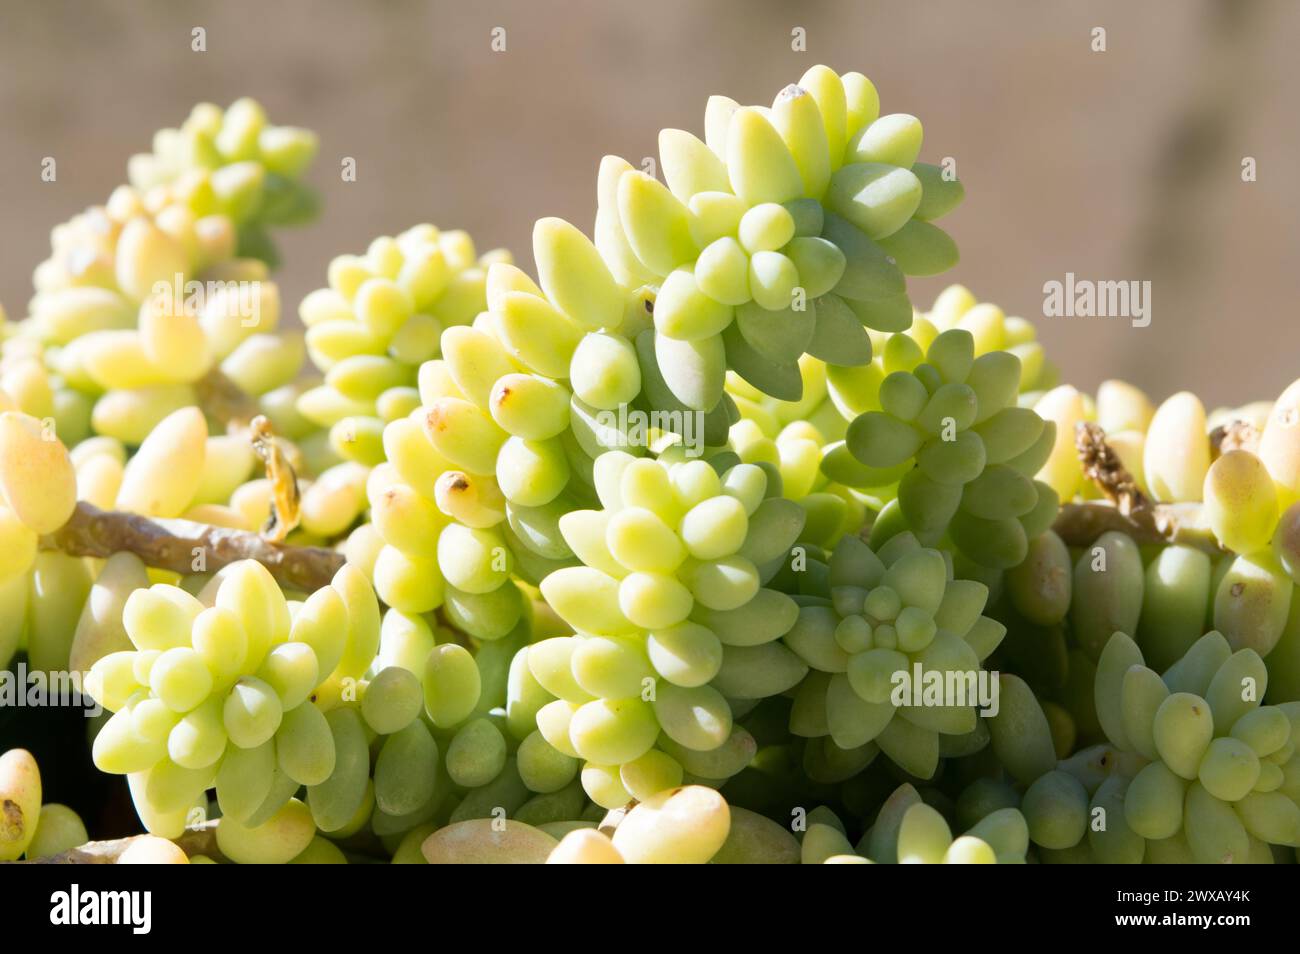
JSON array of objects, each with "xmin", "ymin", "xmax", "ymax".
[{"xmin": 1, "ymin": 0, "xmax": 1297, "ymax": 408}]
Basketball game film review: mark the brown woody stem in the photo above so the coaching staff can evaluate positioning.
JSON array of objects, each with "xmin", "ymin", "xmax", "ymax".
[
  {"xmin": 195, "ymin": 367, "xmax": 260, "ymax": 433},
  {"xmin": 1052, "ymin": 500, "xmax": 1222, "ymax": 553},
  {"xmin": 41, "ymin": 502, "xmax": 344, "ymax": 592},
  {"xmin": 11, "ymin": 822, "xmax": 222, "ymax": 865}
]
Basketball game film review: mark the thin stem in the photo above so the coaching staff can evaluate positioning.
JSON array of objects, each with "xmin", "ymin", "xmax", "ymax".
[
  {"xmin": 41, "ymin": 502, "xmax": 344, "ymax": 592},
  {"xmin": 1052, "ymin": 500, "xmax": 1221, "ymax": 553},
  {"xmin": 12, "ymin": 822, "xmax": 222, "ymax": 865}
]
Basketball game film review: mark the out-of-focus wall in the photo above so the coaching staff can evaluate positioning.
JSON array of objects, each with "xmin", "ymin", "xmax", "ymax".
[{"xmin": 1, "ymin": 0, "xmax": 1297, "ymax": 407}]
